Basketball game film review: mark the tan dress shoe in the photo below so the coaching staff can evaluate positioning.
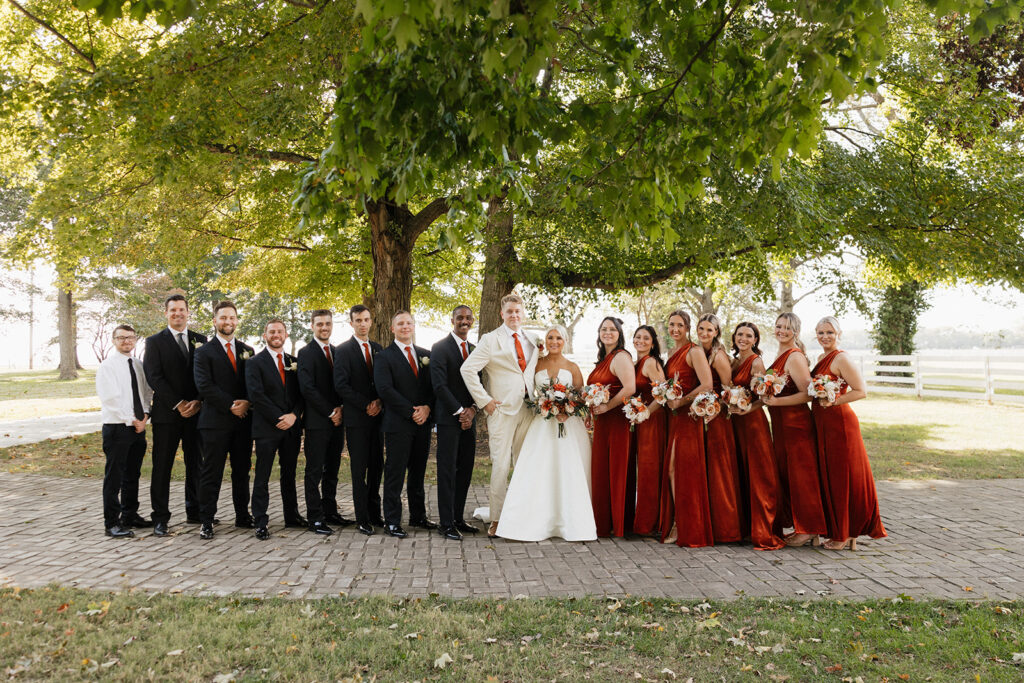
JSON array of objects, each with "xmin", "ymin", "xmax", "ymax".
[{"xmin": 488, "ymin": 521, "xmax": 499, "ymax": 538}]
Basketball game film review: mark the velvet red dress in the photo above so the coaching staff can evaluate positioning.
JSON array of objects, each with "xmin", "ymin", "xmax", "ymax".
[
  {"xmin": 705, "ymin": 349, "xmax": 744, "ymax": 542},
  {"xmin": 658, "ymin": 343, "xmax": 714, "ymax": 547},
  {"xmin": 588, "ymin": 349, "xmax": 635, "ymax": 537},
  {"xmin": 731, "ymin": 355, "xmax": 786, "ymax": 550},
  {"xmin": 811, "ymin": 350, "xmax": 887, "ymax": 542},
  {"xmin": 632, "ymin": 355, "xmax": 667, "ymax": 536},
  {"xmin": 767, "ymin": 348, "xmax": 828, "ymax": 535}
]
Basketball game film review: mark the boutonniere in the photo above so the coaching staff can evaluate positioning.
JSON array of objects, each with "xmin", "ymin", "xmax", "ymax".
[
  {"xmin": 192, "ymin": 340, "xmax": 203, "ymax": 349},
  {"xmin": 535, "ymin": 340, "xmax": 545, "ymax": 354},
  {"xmin": 419, "ymin": 356, "xmax": 430, "ymax": 367},
  {"xmin": 284, "ymin": 364, "xmax": 296, "ymax": 371},
  {"xmin": 241, "ymin": 350, "xmax": 252, "ymax": 360}
]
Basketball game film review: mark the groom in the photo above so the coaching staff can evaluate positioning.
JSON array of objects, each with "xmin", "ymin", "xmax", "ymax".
[{"xmin": 460, "ymin": 293, "xmax": 538, "ymax": 538}]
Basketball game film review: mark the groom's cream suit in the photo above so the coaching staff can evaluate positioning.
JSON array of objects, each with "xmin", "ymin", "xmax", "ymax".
[{"xmin": 460, "ymin": 325, "xmax": 539, "ymax": 521}]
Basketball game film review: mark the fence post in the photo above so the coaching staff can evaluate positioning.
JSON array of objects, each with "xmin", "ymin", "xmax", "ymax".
[
  {"xmin": 984, "ymin": 356, "xmax": 993, "ymax": 404},
  {"xmin": 913, "ymin": 354, "xmax": 922, "ymax": 398}
]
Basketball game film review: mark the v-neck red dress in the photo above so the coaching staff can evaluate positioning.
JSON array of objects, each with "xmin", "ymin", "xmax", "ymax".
[
  {"xmin": 704, "ymin": 348, "xmax": 743, "ymax": 543},
  {"xmin": 632, "ymin": 355, "xmax": 667, "ymax": 536},
  {"xmin": 588, "ymin": 349, "xmax": 634, "ymax": 537}
]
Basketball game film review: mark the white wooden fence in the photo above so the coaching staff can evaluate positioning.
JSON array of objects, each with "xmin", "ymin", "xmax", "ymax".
[{"xmin": 850, "ymin": 354, "xmax": 1024, "ymax": 404}]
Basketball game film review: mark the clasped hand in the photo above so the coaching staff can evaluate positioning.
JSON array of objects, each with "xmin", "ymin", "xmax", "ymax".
[
  {"xmin": 176, "ymin": 400, "xmax": 201, "ymax": 418},
  {"xmin": 230, "ymin": 400, "xmax": 249, "ymax": 418},
  {"xmin": 276, "ymin": 412, "xmax": 297, "ymax": 430},
  {"xmin": 412, "ymin": 405, "xmax": 430, "ymax": 425}
]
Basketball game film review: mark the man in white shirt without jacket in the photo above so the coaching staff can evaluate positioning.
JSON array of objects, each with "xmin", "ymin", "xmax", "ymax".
[{"xmin": 96, "ymin": 324, "xmax": 154, "ymax": 538}]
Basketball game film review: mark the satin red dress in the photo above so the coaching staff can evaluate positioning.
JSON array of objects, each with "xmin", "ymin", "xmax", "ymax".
[
  {"xmin": 588, "ymin": 349, "xmax": 634, "ymax": 537},
  {"xmin": 811, "ymin": 350, "xmax": 887, "ymax": 542},
  {"xmin": 632, "ymin": 355, "xmax": 667, "ymax": 536},
  {"xmin": 767, "ymin": 349, "xmax": 827, "ymax": 535},
  {"xmin": 659, "ymin": 343, "xmax": 714, "ymax": 547},
  {"xmin": 731, "ymin": 355, "xmax": 786, "ymax": 550},
  {"xmin": 705, "ymin": 349, "xmax": 744, "ymax": 542}
]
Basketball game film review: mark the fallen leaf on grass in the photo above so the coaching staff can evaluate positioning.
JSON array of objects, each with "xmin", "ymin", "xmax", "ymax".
[
  {"xmin": 483, "ymin": 638, "xmax": 498, "ymax": 644},
  {"xmin": 212, "ymin": 673, "xmax": 237, "ymax": 683},
  {"xmin": 962, "ymin": 586, "xmax": 973, "ymax": 592},
  {"xmin": 166, "ymin": 650, "xmax": 184, "ymax": 657},
  {"xmin": 300, "ymin": 604, "xmax": 316, "ymax": 618},
  {"xmin": 825, "ymin": 664, "xmax": 842, "ymax": 673},
  {"xmin": 404, "ymin": 632, "xmax": 420, "ymax": 640},
  {"xmin": 433, "ymin": 653, "xmax": 453, "ymax": 669},
  {"xmin": 1012, "ymin": 652, "xmax": 1024, "ymax": 664},
  {"xmin": 726, "ymin": 636, "xmax": 745, "ymax": 646}
]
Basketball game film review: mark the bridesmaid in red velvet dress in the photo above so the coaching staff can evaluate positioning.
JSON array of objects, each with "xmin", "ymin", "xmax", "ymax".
[
  {"xmin": 587, "ymin": 317, "xmax": 636, "ymax": 537},
  {"xmin": 696, "ymin": 314, "xmax": 744, "ymax": 543},
  {"xmin": 631, "ymin": 325, "xmax": 667, "ymax": 537},
  {"xmin": 811, "ymin": 316, "xmax": 886, "ymax": 550},
  {"xmin": 728, "ymin": 322, "xmax": 786, "ymax": 550},
  {"xmin": 658, "ymin": 310, "xmax": 715, "ymax": 547},
  {"xmin": 762, "ymin": 312, "xmax": 828, "ymax": 547}
]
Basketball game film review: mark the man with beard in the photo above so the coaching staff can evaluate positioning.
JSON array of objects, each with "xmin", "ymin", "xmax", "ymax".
[
  {"xmin": 194, "ymin": 301, "xmax": 254, "ymax": 540},
  {"xmin": 245, "ymin": 318, "xmax": 305, "ymax": 540}
]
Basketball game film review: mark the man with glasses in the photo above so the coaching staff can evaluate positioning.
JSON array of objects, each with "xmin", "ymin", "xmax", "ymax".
[{"xmin": 96, "ymin": 325, "xmax": 153, "ymax": 538}]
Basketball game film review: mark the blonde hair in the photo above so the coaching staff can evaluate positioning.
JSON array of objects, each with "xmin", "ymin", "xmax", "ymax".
[
  {"xmin": 542, "ymin": 324, "xmax": 569, "ymax": 355},
  {"xmin": 775, "ymin": 312, "xmax": 806, "ymax": 353},
  {"xmin": 816, "ymin": 315, "xmax": 843, "ymax": 336},
  {"xmin": 697, "ymin": 313, "xmax": 725, "ymax": 362},
  {"xmin": 500, "ymin": 293, "xmax": 524, "ymax": 309}
]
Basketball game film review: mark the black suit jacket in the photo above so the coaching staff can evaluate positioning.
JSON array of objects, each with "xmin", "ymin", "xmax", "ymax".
[
  {"xmin": 430, "ymin": 335, "xmax": 477, "ymax": 427},
  {"xmin": 333, "ymin": 336, "xmax": 383, "ymax": 430},
  {"xmin": 245, "ymin": 348, "xmax": 304, "ymax": 440},
  {"xmin": 143, "ymin": 328, "xmax": 208, "ymax": 423},
  {"xmin": 297, "ymin": 340, "xmax": 341, "ymax": 431},
  {"xmin": 374, "ymin": 343, "xmax": 434, "ymax": 434},
  {"xmin": 194, "ymin": 337, "xmax": 254, "ymax": 431}
]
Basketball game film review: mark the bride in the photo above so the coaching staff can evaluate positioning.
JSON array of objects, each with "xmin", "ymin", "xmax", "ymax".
[{"xmin": 496, "ymin": 325, "xmax": 597, "ymax": 542}]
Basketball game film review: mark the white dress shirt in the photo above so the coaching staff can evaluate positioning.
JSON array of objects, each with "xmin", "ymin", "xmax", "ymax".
[
  {"xmin": 167, "ymin": 325, "xmax": 190, "ymax": 344},
  {"xmin": 394, "ymin": 340, "xmax": 418, "ymax": 363},
  {"xmin": 96, "ymin": 351, "xmax": 154, "ymax": 426},
  {"xmin": 501, "ymin": 324, "xmax": 534, "ymax": 363}
]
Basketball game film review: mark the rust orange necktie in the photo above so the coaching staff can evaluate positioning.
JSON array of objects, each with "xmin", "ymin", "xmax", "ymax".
[
  {"xmin": 363, "ymin": 342, "xmax": 373, "ymax": 370},
  {"xmin": 277, "ymin": 353, "xmax": 286, "ymax": 386},
  {"xmin": 225, "ymin": 342, "xmax": 237, "ymax": 372},
  {"xmin": 323, "ymin": 344, "xmax": 333, "ymax": 368},
  {"xmin": 405, "ymin": 345, "xmax": 418, "ymax": 377},
  {"xmin": 513, "ymin": 333, "xmax": 526, "ymax": 371},
  {"xmin": 461, "ymin": 341, "xmax": 468, "ymax": 360}
]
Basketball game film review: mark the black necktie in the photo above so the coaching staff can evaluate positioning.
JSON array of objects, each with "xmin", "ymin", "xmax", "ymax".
[
  {"xmin": 128, "ymin": 358, "xmax": 144, "ymax": 421},
  {"xmin": 176, "ymin": 332, "xmax": 189, "ymax": 359}
]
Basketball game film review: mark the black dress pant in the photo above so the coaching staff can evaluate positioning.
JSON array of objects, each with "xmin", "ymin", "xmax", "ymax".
[
  {"xmin": 382, "ymin": 426, "xmax": 431, "ymax": 525},
  {"xmin": 198, "ymin": 425, "xmax": 252, "ymax": 524},
  {"xmin": 435, "ymin": 422, "xmax": 476, "ymax": 527},
  {"xmin": 251, "ymin": 429, "xmax": 301, "ymax": 527},
  {"xmin": 303, "ymin": 427, "xmax": 343, "ymax": 523},
  {"xmin": 149, "ymin": 415, "xmax": 202, "ymax": 523},
  {"xmin": 346, "ymin": 425, "xmax": 384, "ymax": 524},
  {"xmin": 101, "ymin": 423, "xmax": 146, "ymax": 528}
]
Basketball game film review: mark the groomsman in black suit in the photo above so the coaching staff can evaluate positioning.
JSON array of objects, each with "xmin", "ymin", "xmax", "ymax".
[
  {"xmin": 333, "ymin": 304, "xmax": 384, "ymax": 536},
  {"xmin": 193, "ymin": 300, "xmax": 254, "ymax": 540},
  {"xmin": 430, "ymin": 305, "xmax": 480, "ymax": 541},
  {"xmin": 143, "ymin": 294, "xmax": 207, "ymax": 535},
  {"xmin": 374, "ymin": 310, "xmax": 436, "ymax": 538},
  {"xmin": 245, "ymin": 318, "xmax": 305, "ymax": 540},
  {"xmin": 297, "ymin": 309, "xmax": 352, "ymax": 535}
]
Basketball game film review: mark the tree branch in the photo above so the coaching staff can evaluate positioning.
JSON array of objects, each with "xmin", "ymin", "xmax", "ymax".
[
  {"xmin": 7, "ymin": 0, "xmax": 96, "ymax": 72},
  {"xmin": 203, "ymin": 143, "xmax": 316, "ymax": 164},
  {"xmin": 409, "ymin": 197, "xmax": 450, "ymax": 237}
]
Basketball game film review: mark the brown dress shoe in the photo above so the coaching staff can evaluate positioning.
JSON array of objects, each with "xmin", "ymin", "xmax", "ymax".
[{"xmin": 488, "ymin": 521, "xmax": 499, "ymax": 538}]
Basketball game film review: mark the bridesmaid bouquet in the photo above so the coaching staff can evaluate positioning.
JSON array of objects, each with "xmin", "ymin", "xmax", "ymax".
[
  {"xmin": 750, "ymin": 369, "xmax": 789, "ymax": 397},
  {"xmin": 689, "ymin": 391, "xmax": 721, "ymax": 424},
  {"xmin": 621, "ymin": 396, "xmax": 650, "ymax": 432},
  {"xmin": 651, "ymin": 377, "xmax": 683, "ymax": 406},
  {"xmin": 808, "ymin": 374, "xmax": 845, "ymax": 405},
  {"xmin": 526, "ymin": 379, "xmax": 587, "ymax": 438},
  {"xmin": 720, "ymin": 385, "xmax": 753, "ymax": 414},
  {"xmin": 582, "ymin": 383, "xmax": 611, "ymax": 408}
]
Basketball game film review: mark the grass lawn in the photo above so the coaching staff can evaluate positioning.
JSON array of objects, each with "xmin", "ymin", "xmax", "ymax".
[
  {"xmin": 0, "ymin": 369, "xmax": 100, "ymax": 420},
  {"xmin": 1, "ymin": 587, "xmax": 1022, "ymax": 681}
]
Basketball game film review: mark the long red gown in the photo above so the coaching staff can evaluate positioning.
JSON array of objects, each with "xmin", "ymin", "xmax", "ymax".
[
  {"xmin": 658, "ymin": 343, "xmax": 714, "ymax": 547},
  {"xmin": 632, "ymin": 355, "xmax": 667, "ymax": 536},
  {"xmin": 705, "ymin": 349, "xmax": 744, "ymax": 542},
  {"xmin": 767, "ymin": 348, "xmax": 828, "ymax": 535},
  {"xmin": 731, "ymin": 355, "xmax": 786, "ymax": 550},
  {"xmin": 588, "ymin": 349, "xmax": 634, "ymax": 537},
  {"xmin": 811, "ymin": 350, "xmax": 887, "ymax": 542}
]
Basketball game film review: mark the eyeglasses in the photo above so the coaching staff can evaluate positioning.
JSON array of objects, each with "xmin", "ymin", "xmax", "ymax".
[{"xmin": 114, "ymin": 335, "xmax": 137, "ymax": 341}]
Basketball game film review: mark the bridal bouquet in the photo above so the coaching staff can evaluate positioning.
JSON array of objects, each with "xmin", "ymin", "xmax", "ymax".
[
  {"xmin": 689, "ymin": 391, "xmax": 721, "ymax": 424},
  {"xmin": 651, "ymin": 377, "xmax": 683, "ymax": 406},
  {"xmin": 750, "ymin": 369, "xmax": 789, "ymax": 398},
  {"xmin": 720, "ymin": 385, "xmax": 753, "ymax": 414},
  {"xmin": 526, "ymin": 378, "xmax": 587, "ymax": 438},
  {"xmin": 808, "ymin": 374, "xmax": 845, "ymax": 405},
  {"xmin": 582, "ymin": 383, "xmax": 611, "ymax": 408},
  {"xmin": 622, "ymin": 396, "xmax": 650, "ymax": 432}
]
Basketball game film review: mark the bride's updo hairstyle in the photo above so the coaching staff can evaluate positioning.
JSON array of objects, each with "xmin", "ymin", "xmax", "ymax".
[
  {"xmin": 596, "ymin": 316, "xmax": 626, "ymax": 363},
  {"xmin": 542, "ymin": 324, "xmax": 569, "ymax": 356}
]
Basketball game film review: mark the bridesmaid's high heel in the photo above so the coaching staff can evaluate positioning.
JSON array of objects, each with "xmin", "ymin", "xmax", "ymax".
[
  {"xmin": 784, "ymin": 533, "xmax": 821, "ymax": 547},
  {"xmin": 823, "ymin": 538, "xmax": 858, "ymax": 551}
]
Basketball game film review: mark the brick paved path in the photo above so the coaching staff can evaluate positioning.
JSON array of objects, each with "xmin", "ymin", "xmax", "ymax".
[{"xmin": 0, "ymin": 472, "xmax": 1021, "ymax": 600}]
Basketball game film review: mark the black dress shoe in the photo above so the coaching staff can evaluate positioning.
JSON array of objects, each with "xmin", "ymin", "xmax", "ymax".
[
  {"xmin": 105, "ymin": 525, "xmax": 134, "ymax": 538},
  {"xmin": 284, "ymin": 515, "xmax": 308, "ymax": 528},
  {"xmin": 356, "ymin": 522, "xmax": 374, "ymax": 536},
  {"xmin": 254, "ymin": 526, "xmax": 270, "ymax": 540},
  {"xmin": 153, "ymin": 522, "xmax": 169, "ymax": 537},
  {"xmin": 440, "ymin": 525, "xmax": 463, "ymax": 541},
  {"xmin": 235, "ymin": 517, "xmax": 255, "ymax": 529},
  {"xmin": 122, "ymin": 514, "xmax": 153, "ymax": 528},
  {"xmin": 370, "ymin": 516, "xmax": 386, "ymax": 527},
  {"xmin": 455, "ymin": 521, "xmax": 479, "ymax": 534},
  {"xmin": 408, "ymin": 518, "xmax": 438, "ymax": 530},
  {"xmin": 309, "ymin": 522, "xmax": 334, "ymax": 536},
  {"xmin": 199, "ymin": 523, "xmax": 215, "ymax": 540},
  {"xmin": 324, "ymin": 512, "xmax": 354, "ymax": 527},
  {"xmin": 385, "ymin": 524, "xmax": 407, "ymax": 538}
]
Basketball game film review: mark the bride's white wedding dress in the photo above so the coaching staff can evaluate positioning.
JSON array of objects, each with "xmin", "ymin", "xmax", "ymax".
[{"xmin": 496, "ymin": 369, "xmax": 597, "ymax": 542}]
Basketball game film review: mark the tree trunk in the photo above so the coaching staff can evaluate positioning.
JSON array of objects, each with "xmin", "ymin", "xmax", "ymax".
[
  {"xmin": 478, "ymin": 195, "xmax": 517, "ymax": 339},
  {"xmin": 778, "ymin": 279, "xmax": 795, "ymax": 315},
  {"xmin": 57, "ymin": 287, "xmax": 78, "ymax": 380}
]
